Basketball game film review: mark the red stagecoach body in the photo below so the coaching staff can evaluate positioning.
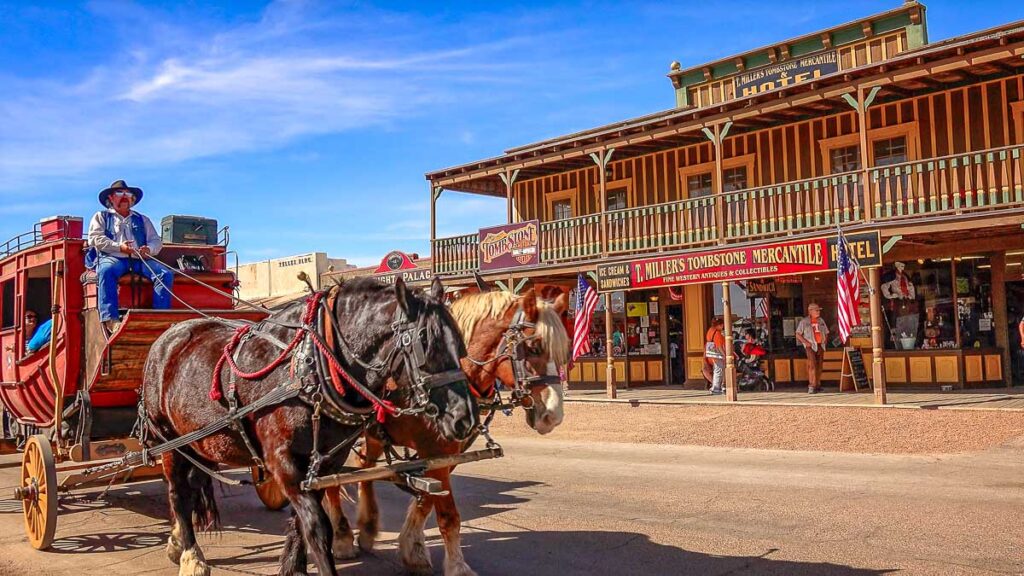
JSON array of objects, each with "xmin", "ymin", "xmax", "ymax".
[{"xmin": 0, "ymin": 215, "xmax": 266, "ymax": 432}]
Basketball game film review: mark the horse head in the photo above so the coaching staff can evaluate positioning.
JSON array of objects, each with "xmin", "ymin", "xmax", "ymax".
[
  {"xmin": 451, "ymin": 287, "xmax": 570, "ymax": 435},
  {"xmin": 336, "ymin": 277, "xmax": 477, "ymax": 442}
]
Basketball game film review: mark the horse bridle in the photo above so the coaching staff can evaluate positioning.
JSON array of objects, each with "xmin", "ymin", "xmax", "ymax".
[
  {"xmin": 321, "ymin": 289, "xmax": 468, "ymax": 418},
  {"xmin": 469, "ymin": 307, "xmax": 562, "ymax": 409}
]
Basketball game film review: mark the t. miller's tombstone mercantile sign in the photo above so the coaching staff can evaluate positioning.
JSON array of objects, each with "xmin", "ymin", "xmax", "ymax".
[
  {"xmin": 734, "ymin": 50, "xmax": 839, "ymax": 97},
  {"xmin": 596, "ymin": 231, "xmax": 880, "ymax": 292},
  {"xmin": 478, "ymin": 220, "xmax": 540, "ymax": 272}
]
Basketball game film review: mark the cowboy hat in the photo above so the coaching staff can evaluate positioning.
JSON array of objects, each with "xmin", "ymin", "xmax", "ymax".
[{"xmin": 98, "ymin": 180, "xmax": 143, "ymax": 207}]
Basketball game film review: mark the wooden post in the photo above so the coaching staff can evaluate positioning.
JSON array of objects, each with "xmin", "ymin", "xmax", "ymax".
[
  {"xmin": 722, "ymin": 281, "xmax": 737, "ymax": 401},
  {"xmin": 499, "ymin": 170, "xmax": 520, "ymax": 225},
  {"xmin": 991, "ymin": 251, "xmax": 1010, "ymax": 387},
  {"xmin": 869, "ymin": 266, "xmax": 887, "ymax": 404},
  {"xmin": 591, "ymin": 149, "xmax": 613, "ymax": 256},
  {"xmin": 430, "ymin": 185, "xmax": 440, "ymax": 275},
  {"xmin": 856, "ymin": 86, "xmax": 873, "ymax": 223},
  {"xmin": 605, "ymin": 294, "xmax": 616, "ymax": 399},
  {"xmin": 712, "ymin": 124, "xmax": 726, "ymax": 244}
]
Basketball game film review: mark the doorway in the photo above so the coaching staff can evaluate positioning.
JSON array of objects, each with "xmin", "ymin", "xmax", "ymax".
[
  {"xmin": 667, "ymin": 304, "xmax": 684, "ymax": 385},
  {"xmin": 1008, "ymin": 281, "xmax": 1024, "ymax": 386}
]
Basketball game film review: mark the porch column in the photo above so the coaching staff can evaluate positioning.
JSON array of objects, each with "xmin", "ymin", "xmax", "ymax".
[
  {"xmin": 430, "ymin": 185, "xmax": 445, "ymax": 276},
  {"xmin": 842, "ymin": 85, "xmax": 881, "ymax": 224},
  {"xmin": 499, "ymin": 170, "xmax": 520, "ymax": 225},
  {"xmin": 869, "ymin": 266, "xmax": 887, "ymax": 404},
  {"xmin": 991, "ymin": 251, "xmax": 1010, "ymax": 387},
  {"xmin": 722, "ymin": 281, "xmax": 738, "ymax": 402},
  {"xmin": 605, "ymin": 294, "xmax": 616, "ymax": 399},
  {"xmin": 591, "ymin": 149, "xmax": 614, "ymax": 255}
]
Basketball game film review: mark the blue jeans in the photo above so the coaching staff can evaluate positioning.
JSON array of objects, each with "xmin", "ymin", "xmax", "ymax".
[{"xmin": 96, "ymin": 255, "xmax": 174, "ymax": 321}]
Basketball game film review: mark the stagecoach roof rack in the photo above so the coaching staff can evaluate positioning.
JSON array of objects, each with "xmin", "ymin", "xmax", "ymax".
[{"xmin": 0, "ymin": 224, "xmax": 44, "ymax": 260}]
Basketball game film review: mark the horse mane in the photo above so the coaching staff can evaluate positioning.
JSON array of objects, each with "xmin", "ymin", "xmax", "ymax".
[{"xmin": 450, "ymin": 291, "xmax": 570, "ymax": 366}]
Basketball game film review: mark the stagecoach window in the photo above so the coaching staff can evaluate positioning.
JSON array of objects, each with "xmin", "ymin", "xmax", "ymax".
[
  {"xmin": 552, "ymin": 199, "xmax": 572, "ymax": 220},
  {"xmin": 0, "ymin": 279, "xmax": 13, "ymax": 329},
  {"xmin": 830, "ymin": 145, "xmax": 861, "ymax": 173},
  {"xmin": 687, "ymin": 172, "xmax": 713, "ymax": 198},
  {"xmin": 722, "ymin": 167, "xmax": 748, "ymax": 193},
  {"xmin": 606, "ymin": 188, "xmax": 627, "ymax": 211},
  {"xmin": 873, "ymin": 137, "xmax": 908, "ymax": 167}
]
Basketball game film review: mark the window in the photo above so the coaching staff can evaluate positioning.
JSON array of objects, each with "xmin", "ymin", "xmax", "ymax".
[
  {"xmin": 722, "ymin": 166, "xmax": 748, "ymax": 192},
  {"xmin": 830, "ymin": 145, "xmax": 861, "ymax": 173},
  {"xmin": 606, "ymin": 188, "xmax": 628, "ymax": 211},
  {"xmin": 687, "ymin": 172, "xmax": 713, "ymax": 197},
  {"xmin": 873, "ymin": 136, "xmax": 908, "ymax": 166},
  {"xmin": 551, "ymin": 199, "xmax": 572, "ymax": 220},
  {"xmin": 1, "ymin": 279, "xmax": 13, "ymax": 329},
  {"xmin": 956, "ymin": 257, "xmax": 995, "ymax": 349}
]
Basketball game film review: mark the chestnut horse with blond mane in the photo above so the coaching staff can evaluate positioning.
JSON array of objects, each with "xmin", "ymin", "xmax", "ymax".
[{"xmin": 323, "ymin": 287, "xmax": 570, "ymax": 575}]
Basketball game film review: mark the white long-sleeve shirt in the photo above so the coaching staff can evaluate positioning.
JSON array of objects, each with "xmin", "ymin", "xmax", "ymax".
[{"xmin": 87, "ymin": 209, "xmax": 163, "ymax": 257}]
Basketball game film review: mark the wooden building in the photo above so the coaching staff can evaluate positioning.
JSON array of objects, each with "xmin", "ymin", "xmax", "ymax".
[{"xmin": 426, "ymin": 2, "xmax": 1024, "ymax": 402}]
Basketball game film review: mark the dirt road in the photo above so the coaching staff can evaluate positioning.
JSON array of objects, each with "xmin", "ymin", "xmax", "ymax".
[{"xmin": 1, "ymin": 404, "xmax": 1021, "ymax": 575}]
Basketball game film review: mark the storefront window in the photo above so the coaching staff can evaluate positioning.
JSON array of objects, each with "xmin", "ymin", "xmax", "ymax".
[
  {"xmin": 625, "ymin": 291, "xmax": 661, "ymax": 356},
  {"xmin": 956, "ymin": 256, "xmax": 995, "ymax": 348}
]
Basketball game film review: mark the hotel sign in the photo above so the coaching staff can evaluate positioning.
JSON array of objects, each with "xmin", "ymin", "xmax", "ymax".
[
  {"xmin": 596, "ymin": 231, "xmax": 880, "ymax": 292},
  {"xmin": 478, "ymin": 220, "xmax": 540, "ymax": 272},
  {"xmin": 734, "ymin": 50, "xmax": 839, "ymax": 97}
]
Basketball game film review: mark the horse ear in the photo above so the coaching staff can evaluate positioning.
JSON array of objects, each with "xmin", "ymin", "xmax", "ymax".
[
  {"xmin": 520, "ymin": 288, "xmax": 538, "ymax": 322},
  {"xmin": 395, "ymin": 277, "xmax": 414, "ymax": 316},
  {"xmin": 430, "ymin": 277, "xmax": 445, "ymax": 301},
  {"xmin": 553, "ymin": 291, "xmax": 570, "ymax": 315}
]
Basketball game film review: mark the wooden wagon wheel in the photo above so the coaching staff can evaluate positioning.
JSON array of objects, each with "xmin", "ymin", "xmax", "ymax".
[
  {"xmin": 18, "ymin": 435, "xmax": 58, "ymax": 550},
  {"xmin": 251, "ymin": 466, "xmax": 288, "ymax": 511}
]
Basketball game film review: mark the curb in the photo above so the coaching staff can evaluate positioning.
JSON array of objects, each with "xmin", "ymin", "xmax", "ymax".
[{"xmin": 563, "ymin": 395, "xmax": 1024, "ymax": 413}]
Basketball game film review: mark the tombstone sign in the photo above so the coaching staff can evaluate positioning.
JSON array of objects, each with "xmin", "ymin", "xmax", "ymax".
[{"xmin": 840, "ymin": 347, "xmax": 870, "ymax": 392}]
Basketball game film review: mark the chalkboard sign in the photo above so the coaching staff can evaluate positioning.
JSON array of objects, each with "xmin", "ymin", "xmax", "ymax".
[{"xmin": 840, "ymin": 347, "xmax": 870, "ymax": 392}]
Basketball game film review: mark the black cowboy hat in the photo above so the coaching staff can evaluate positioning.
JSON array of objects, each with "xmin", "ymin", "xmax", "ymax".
[{"xmin": 98, "ymin": 180, "xmax": 143, "ymax": 207}]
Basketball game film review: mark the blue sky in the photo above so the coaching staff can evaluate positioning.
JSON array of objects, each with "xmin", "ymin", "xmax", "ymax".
[{"xmin": 1, "ymin": 1, "xmax": 1021, "ymax": 266}]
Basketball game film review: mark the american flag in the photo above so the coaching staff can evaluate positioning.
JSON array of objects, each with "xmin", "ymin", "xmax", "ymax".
[
  {"xmin": 572, "ymin": 273, "xmax": 600, "ymax": 363},
  {"xmin": 836, "ymin": 232, "xmax": 862, "ymax": 343}
]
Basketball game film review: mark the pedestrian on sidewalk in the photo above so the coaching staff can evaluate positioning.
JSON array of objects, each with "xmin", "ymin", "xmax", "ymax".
[
  {"xmin": 704, "ymin": 316, "xmax": 727, "ymax": 395},
  {"xmin": 796, "ymin": 303, "xmax": 828, "ymax": 394}
]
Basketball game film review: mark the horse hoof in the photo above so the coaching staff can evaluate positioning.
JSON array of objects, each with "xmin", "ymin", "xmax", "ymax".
[
  {"xmin": 178, "ymin": 548, "xmax": 210, "ymax": 576},
  {"xmin": 444, "ymin": 560, "xmax": 478, "ymax": 576},
  {"xmin": 400, "ymin": 539, "xmax": 432, "ymax": 575},
  {"xmin": 357, "ymin": 529, "xmax": 377, "ymax": 553},
  {"xmin": 333, "ymin": 533, "xmax": 359, "ymax": 560},
  {"xmin": 166, "ymin": 535, "xmax": 184, "ymax": 564}
]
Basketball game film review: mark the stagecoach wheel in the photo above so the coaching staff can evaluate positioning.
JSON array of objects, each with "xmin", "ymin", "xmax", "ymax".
[
  {"xmin": 19, "ymin": 435, "xmax": 58, "ymax": 550},
  {"xmin": 251, "ymin": 466, "xmax": 288, "ymax": 511}
]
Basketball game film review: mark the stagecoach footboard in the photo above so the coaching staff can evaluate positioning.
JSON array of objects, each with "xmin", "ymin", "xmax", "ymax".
[{"xmin": 301, "ymin": 447, "xmax": 504, "ymax": 493}]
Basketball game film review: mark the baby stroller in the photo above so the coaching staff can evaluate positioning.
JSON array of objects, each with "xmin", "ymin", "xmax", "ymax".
[{"xmin": 734, "ymin": 334, "xmax": 774, "ymax": 391}]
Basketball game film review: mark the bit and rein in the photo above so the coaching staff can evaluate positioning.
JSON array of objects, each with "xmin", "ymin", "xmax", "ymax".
[{"xmin": 465, "ymin": 307, "xmax": 561, "ymax": 410}]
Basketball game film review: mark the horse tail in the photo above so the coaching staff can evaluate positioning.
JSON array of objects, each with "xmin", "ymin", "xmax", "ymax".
[{"xmin": 189, "ymin": 466, "xmax": 221, "ymax": 531}]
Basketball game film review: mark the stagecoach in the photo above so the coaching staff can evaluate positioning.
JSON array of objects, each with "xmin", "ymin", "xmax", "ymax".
[
  {"xmin": 0, "ymin": 215, "xmax": 266, "ymax": 549},
  {"xmin": 0, "ymin": 215, "xmax": 506, "ymax": 556}
]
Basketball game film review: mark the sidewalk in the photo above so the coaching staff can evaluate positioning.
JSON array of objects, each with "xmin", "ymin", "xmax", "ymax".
[{"xmin": 565, "ymin": 385, "xmax": 1024, "ymax": 411}]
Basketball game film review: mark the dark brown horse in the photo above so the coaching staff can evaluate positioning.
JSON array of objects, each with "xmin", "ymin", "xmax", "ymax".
[
  {"xmin": 142, "ymin": 277, "xmax": 477, "ymax": 576},
  {"xmin": 325, "ymin": 288, "xmax": 570, "ymax": 575}
]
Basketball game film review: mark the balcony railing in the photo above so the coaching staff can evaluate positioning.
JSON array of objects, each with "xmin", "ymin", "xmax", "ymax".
[
  {"xmin": 433, "ymin": 143, "xmax": 1024, "ymax": 276},
  {"xmin": 870, "ymin": 144, "xmax": 1024, "ymax": 219},
  {"xmin": 433, "ymin": 233, "xmax": 478, "ymax": 276}
]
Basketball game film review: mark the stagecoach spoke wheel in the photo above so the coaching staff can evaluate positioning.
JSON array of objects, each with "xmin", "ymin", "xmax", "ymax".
[
  {"xmin": 252, "ymin": 466, "xmax": 288, "ymax": 511},
  {"xmin": 18, "ymin": 435, "xmax": 58, "ymax": 550}
]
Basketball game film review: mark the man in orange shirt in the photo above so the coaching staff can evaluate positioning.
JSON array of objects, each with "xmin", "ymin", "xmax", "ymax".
[{"xmin": 795, "ymin": 303, "xmax": 829, "ymax": 393}]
